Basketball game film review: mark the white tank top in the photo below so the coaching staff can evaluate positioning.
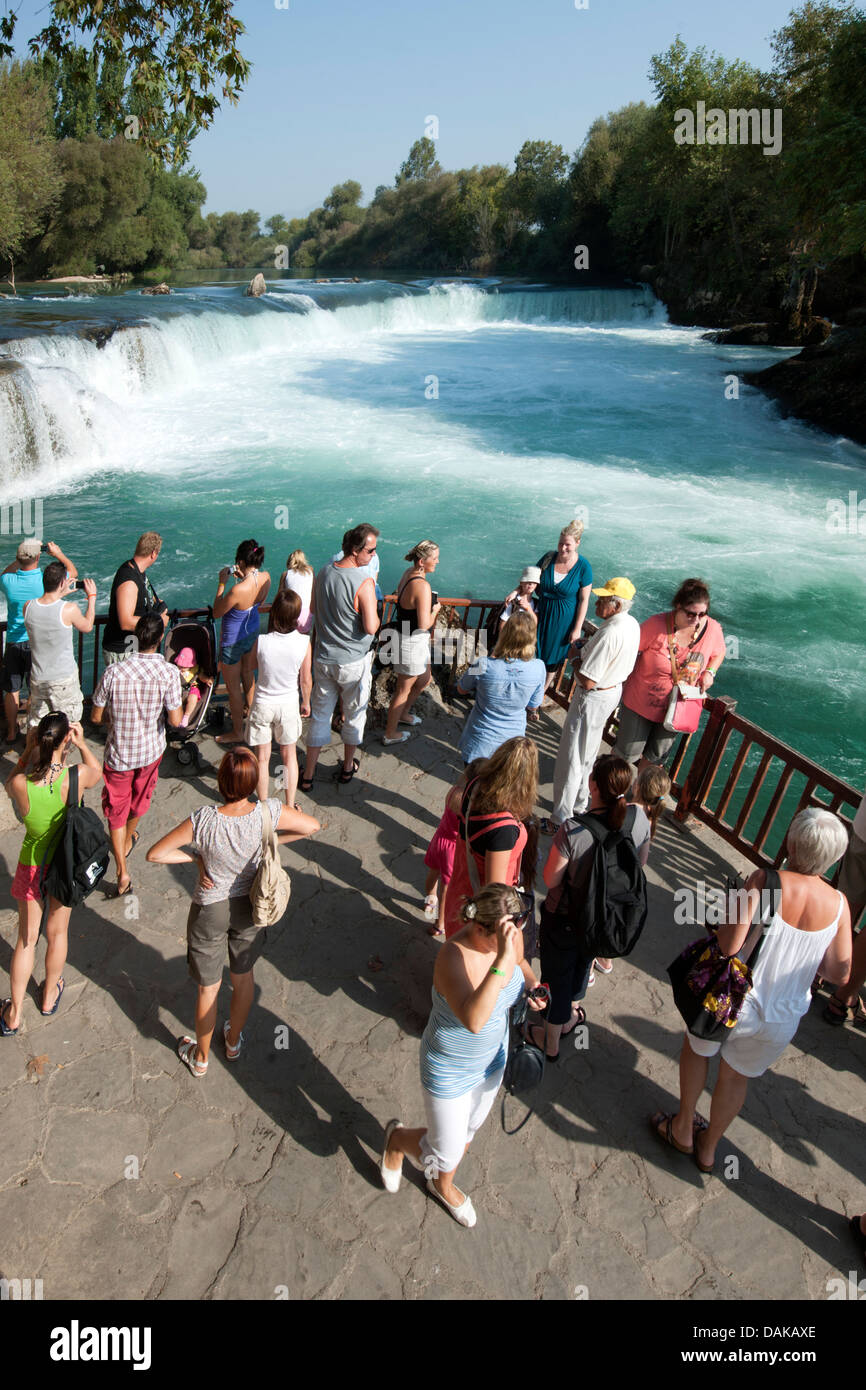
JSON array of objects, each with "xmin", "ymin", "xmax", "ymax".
[
  {"xmin": 24, "ymin": 596, "xmax": 76, "ymax": 683},
  {"xmin": 747, "ymin": 889, "xmax": 843, "ymax": 1024},
  {"xmin": 254, "ymin": 630, "xmax": 309, "ymax": 701}
]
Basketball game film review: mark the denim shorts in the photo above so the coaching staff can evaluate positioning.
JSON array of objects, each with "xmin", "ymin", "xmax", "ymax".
[{"xmin": 220, "ymin": 632, "xmax": 257, "ymax": 666}]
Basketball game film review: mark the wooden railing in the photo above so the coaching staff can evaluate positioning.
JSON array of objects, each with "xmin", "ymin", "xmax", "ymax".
[{"xmin": 3, "ymin": 599, "xmax": 862, "ymax": 887}]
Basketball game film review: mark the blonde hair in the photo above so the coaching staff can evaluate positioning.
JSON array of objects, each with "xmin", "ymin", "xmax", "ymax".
[
  {"xmin": 460, "ymin": 882, "xmax": 522, "ymax": 932},
  {"xmin": 404, "ymin": 539, "xmax": 439, "ymax": 565},
  {"xmin": 560, "ymin": 519, "xmax": 584, "ymax": 544},
  {"xmin": 635, "ymin": 764, "xmax": 671, "ymax": 838},
  {"xmin": 285, "ymin": 549, "xmax": 313, "ymax": 576},
  {"xmin": 472, "ymin": 736, "xmax": 538, "ymax": 822},
  {"xmin": 134, "ymin": 531, "xmax": 162, "ymax": 558},
  {"xmin": 492, "ymin": 611, "xmax": 537, "ymax": 662}
]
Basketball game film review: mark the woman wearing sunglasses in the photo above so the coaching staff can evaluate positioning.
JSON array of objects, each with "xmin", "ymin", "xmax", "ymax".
[
  {"xmin": 613, "ymin": 578, "xmax": 726, "ymax": 773},
  {"xmin": 380, "ymin": 883, "xmax": 545, "ymax": 1228}
]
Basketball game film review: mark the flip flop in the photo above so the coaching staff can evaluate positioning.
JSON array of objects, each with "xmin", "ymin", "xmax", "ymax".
[
  {"xmin": 0, "ymin": 999, "xmax": 18, "ymax": 1036},
  {"xmin": 560, "ymin": 1005, "xmax": 586, "ymax": 1036},
  {"xmin": 299, "ymin": 770, "xmax": 315, "ymax": 793},
  {"xmin": 126, "ymin": 831, "xmax": 141, "ymax": 859},
  {"xmin": 40, "ymin": 977, "xmax": 64, "ymax": 1016},
  {"xmin": 114, "ymin": 879, "xmax": 133, "ymax": 898},
  {"xmin": 650, "ymin": 1111, "xmax": 693, "ymax": 1157},
  {"xmin": 337, "ymin": 758, "xmax": 361, "ymax": 783}
]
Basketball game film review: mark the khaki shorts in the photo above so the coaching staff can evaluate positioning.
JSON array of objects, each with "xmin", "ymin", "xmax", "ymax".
[
  {"xmin": 839, "ymin": 829, "xmax": 866, "ymax": 920},
  {"xmin": 29, "ymin": 674, "xmax": 83, "ymax": 726},
  {"xmin": 247, "ymin": 694, "xmax": 302, "ymax": 747},
  {"xmin": 186, "ymin": 897, "xmax": 267, "ymax": 985}
]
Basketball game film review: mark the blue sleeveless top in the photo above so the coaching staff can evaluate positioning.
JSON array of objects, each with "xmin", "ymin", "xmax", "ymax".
[{"xmin": 420, "ymin": 962, "xmax": 524, "ymax": 1099}]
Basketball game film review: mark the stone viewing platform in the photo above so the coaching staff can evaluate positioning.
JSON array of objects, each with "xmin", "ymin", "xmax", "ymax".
[{"xmin": 0, "ymin": 684, "xmax": 863, "ymax": 1302}]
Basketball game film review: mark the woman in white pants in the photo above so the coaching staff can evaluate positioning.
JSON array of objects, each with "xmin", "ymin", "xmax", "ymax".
[{"xmin": 380, "ymin": 883, "xmax": 545, "ymax": 1227}]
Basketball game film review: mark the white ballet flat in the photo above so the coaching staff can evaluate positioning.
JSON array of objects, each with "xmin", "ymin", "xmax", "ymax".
[
  {"xmin": 426, "ymin": 1177, "xmax": 477, "ymax": 1228},
  {"xmin": 380, "ymin": 1118, "xmax": 403, "ymax": 1193}
]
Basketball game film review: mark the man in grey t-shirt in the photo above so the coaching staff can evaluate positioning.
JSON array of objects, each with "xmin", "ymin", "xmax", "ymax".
[{"xmin": 301, "ymin": 523, "xmax": 381, "ymax": 788}]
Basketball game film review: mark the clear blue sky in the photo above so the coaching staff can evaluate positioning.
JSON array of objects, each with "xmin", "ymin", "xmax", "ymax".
[{"xmin": 13, "ymin": 0, "xmax": 800, "ymax": 218}]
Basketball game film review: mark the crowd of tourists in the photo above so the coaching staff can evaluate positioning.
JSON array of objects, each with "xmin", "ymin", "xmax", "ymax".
[{"xmin": 1, "ymin": 521, "xmax": 863, "ymax": 1237}]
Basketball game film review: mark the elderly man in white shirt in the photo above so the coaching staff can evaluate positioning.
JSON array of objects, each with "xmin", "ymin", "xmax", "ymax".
[{"xmin": 544, "ymin": 577, "xmax": 641, "ymax": 832}]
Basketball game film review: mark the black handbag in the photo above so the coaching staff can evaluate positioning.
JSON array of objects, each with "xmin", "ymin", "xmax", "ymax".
[{"xmin": 501, "ymin": 987, "xmax": 550, "ymax": 1134}]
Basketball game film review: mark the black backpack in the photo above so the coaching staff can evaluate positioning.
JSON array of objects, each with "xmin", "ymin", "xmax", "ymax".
[
  {"xmin": 558, "ymin": 806, "xmax": 648, "ymax": 959},
  {"xmin": 42, "ymin": 765, "xmax": 111, "ymax": 907}
]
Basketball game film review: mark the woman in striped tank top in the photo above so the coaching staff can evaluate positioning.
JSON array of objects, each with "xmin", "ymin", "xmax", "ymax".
[{"xmin": 380, "ymin": 884, "xmax": 545, "ymax": 1227}]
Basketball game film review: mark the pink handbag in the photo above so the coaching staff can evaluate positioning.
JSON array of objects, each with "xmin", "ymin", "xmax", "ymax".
[
  {"xmin": 662, "ymin": 616, "xmax": 705, "ymax": 734},
  {"xmin": 663, "ymin": 684, "xmax": 704, "ymax": 733}
]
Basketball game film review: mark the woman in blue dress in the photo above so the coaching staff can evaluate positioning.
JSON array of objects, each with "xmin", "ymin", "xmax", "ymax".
[{"xmin": 534, "ymin": 519, "xmax": 593, "ymax": 691}]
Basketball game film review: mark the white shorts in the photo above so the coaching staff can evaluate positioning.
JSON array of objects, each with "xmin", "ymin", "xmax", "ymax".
[
  {"xmin": 29, "ymin": 674, "xmax": 83, "ymax": 727},
  {"xmin": 419, "ymin": 1067, "xmax": 504, "ymax": 1175},
  {"xmin": 683, "ymin": 1008, "xmax": 801, "ymax": 1078},
  {"xmin": 247, "ymin": 694, "xmax": 301, "ymax": 747},
  {"xmin": 391, "ymin": 630, "xmax": 431, "ymax": 679}
]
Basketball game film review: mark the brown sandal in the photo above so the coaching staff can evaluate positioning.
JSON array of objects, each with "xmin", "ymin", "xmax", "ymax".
[{"xmin": 650, "ymin": 1111, "xmax": 693, "ymax": 1156}]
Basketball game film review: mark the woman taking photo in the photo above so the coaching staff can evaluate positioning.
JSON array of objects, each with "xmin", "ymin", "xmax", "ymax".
[
  {"xmin": 213, "ymin": 539, "xmax": 271, "ymax": 746},
  {"xmin": 247, "ymin": 589, "xmax": 312, "ymax": 810},
  {"xmin": 457, "ymin": 611, "xmax": 545, "ymax": 764},
  {"xmin": 443, "ymin": 735, "xmax": 538, "ymax": 940},
  {"xmin": 381, "ymin": 883, "xmax": 545, "ymax": 1227},
  {"xmin": 653, "ymin": 808, "xmax": 852, "ymax": 1173},
  {"xmin": 383, "ymin": 541, "xmax": 441, "ymax": 747},
  {"xmin": 528, "ymin": 755, "xmax": 649, "ymax": 1059},
  {"xmin": 1, "ymin": 715, "xmax": 103, "ymax": 1034},
  {"xmin": 614, "ymin": 577, "xmax": 726, "ymax": 771},
  {"xmin": 147, "ymin": 747, "xmax": 319, "ymax": 1076}
]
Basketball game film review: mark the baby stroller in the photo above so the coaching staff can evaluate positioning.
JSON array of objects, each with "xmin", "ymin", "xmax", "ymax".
[{"xmin": 164, "ymin": 609, "xmax": 218, "ymax": 770}]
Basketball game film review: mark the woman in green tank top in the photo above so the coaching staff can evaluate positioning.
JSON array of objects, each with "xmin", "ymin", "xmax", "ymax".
[{"xmin": 1, "ymin": 714, "xmax": 102, "ymax": 1035}]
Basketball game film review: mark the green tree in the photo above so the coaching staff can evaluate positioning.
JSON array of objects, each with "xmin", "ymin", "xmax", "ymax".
[
  {"xmin": 0, "ymin": 61, "xmax": 62, "ymax": 290},
  {"xmin": 395, "ymin": 137, "xmax": 442, "ymax": 185},
  {"xmin": 505, "ymin": 139, "xmax": 568, "ymax": 231},
  {"xmin": 2, "ymin": 1, "xmax": 250, "ymax": 166}
]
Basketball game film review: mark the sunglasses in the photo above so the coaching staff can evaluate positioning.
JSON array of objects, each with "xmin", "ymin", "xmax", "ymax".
[
  {"xmin": 681, "ymin": 607, "xmax": 707, "ymax": 619},
  {"xmin": 507, "ymin": 889, "xmax": 534, "ymax": 924}
]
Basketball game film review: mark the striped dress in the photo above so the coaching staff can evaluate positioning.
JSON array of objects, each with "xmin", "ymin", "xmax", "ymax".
[{"xmin": 420, "ymin": 963, "xmax": 524, "ymax": 1098}]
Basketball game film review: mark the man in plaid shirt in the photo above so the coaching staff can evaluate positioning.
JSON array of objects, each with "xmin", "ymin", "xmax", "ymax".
[{"xmin": 91, "ymin": 613, "xmax": 183, "ymax": 895}]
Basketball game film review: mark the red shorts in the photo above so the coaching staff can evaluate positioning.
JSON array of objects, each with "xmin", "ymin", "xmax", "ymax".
[
  {"xmin": 11, "ymin": 861, "xmax": 46, "ymax": 902},
  {"xmin": 102, "ymin": 758, "xmax": 161, "ymax": 829}
]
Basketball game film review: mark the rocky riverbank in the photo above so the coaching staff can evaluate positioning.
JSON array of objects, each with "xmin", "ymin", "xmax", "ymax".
[{"xmin": 744, "ymin": 327, "xmax": 866, "ymax": 446}]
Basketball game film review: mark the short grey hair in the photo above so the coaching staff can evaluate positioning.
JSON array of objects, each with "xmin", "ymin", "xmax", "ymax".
[
  {"xmin": 786, "ymin": 808, "xmax": 849, "ymax": 877},
  {"xmin": 605, "ymin": 597, "xmax": 633, "ymax": 615}
]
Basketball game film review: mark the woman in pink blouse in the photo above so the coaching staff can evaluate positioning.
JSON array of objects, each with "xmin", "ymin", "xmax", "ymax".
[{"xmin": 613, "ymin": 578, "xmax": 726, "ymax": 772}]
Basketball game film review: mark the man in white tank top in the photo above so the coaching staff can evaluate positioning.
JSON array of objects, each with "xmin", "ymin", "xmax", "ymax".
[{"xmin": 302, "ymin": 523, "xmax": 381, "ymax": 788}]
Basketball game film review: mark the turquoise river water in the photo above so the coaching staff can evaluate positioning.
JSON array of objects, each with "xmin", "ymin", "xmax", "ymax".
[{"xmin": 0, "ymin": 276, "xmax": 864, "ymax": 785}]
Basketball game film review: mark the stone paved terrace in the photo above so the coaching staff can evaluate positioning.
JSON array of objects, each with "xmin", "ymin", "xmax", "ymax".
[{"xmin": 1, "ymin": 687, "xmax": 863, "ymax": 1303}]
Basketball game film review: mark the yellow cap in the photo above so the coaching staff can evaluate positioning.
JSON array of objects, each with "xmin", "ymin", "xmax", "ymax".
[{"xmin": 592, "ymin": 577, "xmax": 636, "ymax": 600}]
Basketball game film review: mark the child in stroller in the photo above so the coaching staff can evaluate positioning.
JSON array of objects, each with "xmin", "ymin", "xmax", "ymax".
[{"xmin": 174, "ymin": 646, "xmax": 212, "ymax": 727}]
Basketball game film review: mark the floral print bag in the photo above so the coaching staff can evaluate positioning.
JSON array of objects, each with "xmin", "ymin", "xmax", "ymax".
[{"xmin": 667, "ymin": 868, "xmax": 781, "ymax": 1040}]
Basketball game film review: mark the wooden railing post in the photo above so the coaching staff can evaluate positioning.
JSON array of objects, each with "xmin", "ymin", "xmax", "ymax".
[{"xmin": 674, "ymin": 695, "xmax": 738, "ymax": 823}]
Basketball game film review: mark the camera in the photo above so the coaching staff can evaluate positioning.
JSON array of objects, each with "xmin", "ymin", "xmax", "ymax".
[
  {"xmin": 430, "ymin": 591, "xmax": 439, "ymax": 605},
  {"xmin": 71, "ymin": 579, "xmax": 86, "ymax": 591},
  {"xmin": 40, "ymin": 543, "xmax": 51, "ymax": 554}
]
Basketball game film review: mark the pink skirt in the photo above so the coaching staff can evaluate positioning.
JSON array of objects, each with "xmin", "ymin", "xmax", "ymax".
[{"xmin": 424, "ymin": 805, "xmax": 459, "ymax": 884}]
